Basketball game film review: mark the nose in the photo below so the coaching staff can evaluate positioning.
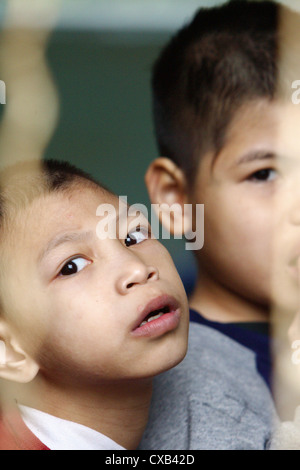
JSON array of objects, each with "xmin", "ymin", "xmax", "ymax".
[{"xmin": 116, "ymin": 260, "xmax": 159, "ymax": 295}]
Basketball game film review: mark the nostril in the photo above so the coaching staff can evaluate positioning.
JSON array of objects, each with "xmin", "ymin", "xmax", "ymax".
[
  {"xmin": 122, "ymin": 267, "xmax": 159, "ymax": 292},
  {"xmin": 147, "ymin": 266, "xmax": 159, "ymax": 281}
]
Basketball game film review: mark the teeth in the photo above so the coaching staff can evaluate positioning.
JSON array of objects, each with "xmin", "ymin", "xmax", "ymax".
[
  {"xmin": 148, "ymin": 312, "xmax": 164, "ymax": 322},
  {"xmin": 139, "ymin": 311, "xmax": 164, "ymax": 327}
]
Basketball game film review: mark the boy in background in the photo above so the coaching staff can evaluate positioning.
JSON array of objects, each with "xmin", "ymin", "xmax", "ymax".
[{"xmin": 139, "ymin": 0, "xmax": 287, "ymax": 449}]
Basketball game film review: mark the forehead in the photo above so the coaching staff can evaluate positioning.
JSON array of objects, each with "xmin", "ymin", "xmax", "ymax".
[
  {"xmin": 213, "ymin": 99, "xmax": 300, "ymax": 176},
  {"xmin": 5, "ymin": 185, "xmax": 119, "ymax": 254},
  {"xmin": 226, "ymin": 100, "xmax": 300, "ymax": 163},
  {"xmin": 192, "ymin": 100, "xmax": 278, "ymax": 183},
  {"xmin": 190, "ymin": 99, "xmax": 300, "ymax": 193},
  {"xmin": 228, "ymin": 101, "xmax": 278, "ymax": 140},
  {"xmin": 217, "ymin": 100, "xmax": 279, "ymax": 165}
]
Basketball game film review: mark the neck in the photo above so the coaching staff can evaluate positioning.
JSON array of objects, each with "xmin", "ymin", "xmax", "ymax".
[
  {"xmin": 189, "ymin": 271, "xmax": 269, "ymax": 323},
  {"xmin": 14, "ymin": 375, "xmax": 152, "ymax": 450}
]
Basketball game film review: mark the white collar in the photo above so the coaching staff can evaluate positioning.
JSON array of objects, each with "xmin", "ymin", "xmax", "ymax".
[{"xmin": 18, "ymin": 404, "xmax": 126, "ymax": 451}]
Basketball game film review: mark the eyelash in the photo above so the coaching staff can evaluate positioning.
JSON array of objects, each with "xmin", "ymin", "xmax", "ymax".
[{"xmin": 58, "ymin": 225, "xmax": 151, "ymax": 277}]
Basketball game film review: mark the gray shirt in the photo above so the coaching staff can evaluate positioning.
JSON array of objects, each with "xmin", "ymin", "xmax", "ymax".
[{"xmin": 139, "ymin": 322, "xmax": 277, "ymax": 450}]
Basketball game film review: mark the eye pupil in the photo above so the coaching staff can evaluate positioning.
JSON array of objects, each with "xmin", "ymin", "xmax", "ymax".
[
  {"xmin": 256, "ymin": 169, "xmax": 270, "ymax": 180},
  {"xmin": 125, "ymin": 226, "xmax": 149, "ymax": 247},
  {"xmin": 250, "ymin": 168, "xmax": 277, "ymax": 182},
  {"xmin": 58, "ymin": 257, "xmax": 90, "ymax": 278},
  {"xmin": 61, "ymin": 261, "xmax": 77, "ymax": 276},
  {"xmin": 125, "ymin": 235, "xmax": 136, "ymax": 247}
]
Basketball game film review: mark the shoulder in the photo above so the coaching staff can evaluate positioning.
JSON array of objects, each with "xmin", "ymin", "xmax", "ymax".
[
  {"xmin": 159, "ymin": 322, "xmax": 261, "ymax": 397},
  {"xmin": 139, "ymin": 322, "xmax": 276, "ymax": 450},
  {"xmin": 187, "ymin": 320, "xmax": 258, "ymax": 363}
]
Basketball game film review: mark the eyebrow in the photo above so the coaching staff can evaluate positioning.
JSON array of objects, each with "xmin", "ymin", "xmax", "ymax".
[
  {"xmin": 38, "ymin": 201, "xmax": 134, "ymax": 264},
  {"xmin": 235, "ymin": 150, "xmax": 275, "ymax": 166},
  {"xmin": 39, "ymin": 231, "xmax": 93, "ymax": 263}
]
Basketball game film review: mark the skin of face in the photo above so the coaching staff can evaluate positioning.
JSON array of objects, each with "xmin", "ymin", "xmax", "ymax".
[
  {"xmin": 185, "ymin": 100, "xmax": 281, "ymax": 321},
  {"xmin": 0, "ymin": 185, "xmax": 189, "ymax": 389},
  {"xmin": 189, "ymin": 101, "xmax": 280, "ymax": 312}
]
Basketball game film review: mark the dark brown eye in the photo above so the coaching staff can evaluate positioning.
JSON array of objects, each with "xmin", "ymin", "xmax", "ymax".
[
  {"xmin": 125, "ymin": 226, "xmax": 150, "ymax": 247},
  {"xmin": 59, "ymin": 258, "xmax": 90, "ymax": 276},
  {"xmin": 250, "ymin": 169, "xmax": 276, "ymax": 182}
]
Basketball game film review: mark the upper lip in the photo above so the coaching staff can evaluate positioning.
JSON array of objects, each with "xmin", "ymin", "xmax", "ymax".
[{"xmin": 132, "ymin": 294, "xmax": 180, "ymax": 331}]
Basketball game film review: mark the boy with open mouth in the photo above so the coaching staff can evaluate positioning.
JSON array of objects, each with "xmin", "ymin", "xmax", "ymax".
[{"xmin": 0, "ymin": 159, "xmax": 189, "ymax": 450}]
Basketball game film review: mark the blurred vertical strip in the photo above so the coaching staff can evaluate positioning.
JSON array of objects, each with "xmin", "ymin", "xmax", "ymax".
[
  {"xmin": 0, "ymin": 0, "xmax": 61, "ymax": 170},
  {"xmin": 0, "ymin": 0, "xmax": 61, "ymax": 419}
]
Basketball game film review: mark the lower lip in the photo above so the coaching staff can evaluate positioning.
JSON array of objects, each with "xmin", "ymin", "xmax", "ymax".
[{"xmin": 131, "ymin": 309, "xmax": 181, "ymax": 338}]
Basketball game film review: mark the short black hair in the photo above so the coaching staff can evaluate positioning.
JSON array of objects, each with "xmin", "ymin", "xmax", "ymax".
[
  {"xmin": 42, "ymin": 159, "xmax": 102, "ymax": 190},
  {"xmin": 0, "ymin": 158, "xmax": 112, "ymax": 224},
  {"xmin": 152, "ymin": 0, "xmax": 279, "ymax": 186}
]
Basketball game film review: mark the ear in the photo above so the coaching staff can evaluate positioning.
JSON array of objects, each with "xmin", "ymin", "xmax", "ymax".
[
  {"xmin": 0, "ymin": 319, "xmax": 39, "ymax": 384},
  {"xmin": 145, "ymin": 157, "xmax": 191, "ymax": 236}
]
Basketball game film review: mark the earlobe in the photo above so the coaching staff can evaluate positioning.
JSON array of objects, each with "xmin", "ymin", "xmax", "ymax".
[
  {"xmin": 145, "ymin": 157, "xmax": 189, "ymax": 236},
  {"xmin": 0, "ymin": 320, "xmax": 39, "ymax": 384}
]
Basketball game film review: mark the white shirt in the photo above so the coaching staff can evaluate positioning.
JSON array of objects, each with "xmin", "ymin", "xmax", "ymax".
[{"xmin": 18, "ymin": 404, "xmax": 125, "ymax": 451}]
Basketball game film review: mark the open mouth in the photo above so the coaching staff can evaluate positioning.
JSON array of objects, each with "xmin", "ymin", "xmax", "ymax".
[
  {"xmin": 138, "ymin": 305, "xmax": 170, "ymax": 327},
  {"xmin": 132, "ymin": 294, "xmax": 180, "ymax": 337}
]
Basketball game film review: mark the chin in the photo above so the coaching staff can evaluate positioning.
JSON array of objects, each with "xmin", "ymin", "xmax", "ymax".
[
  {"xmin": 158, "ymin": 344, "xmax": 188, "ymax": 375},
  {"xmin": 143, "ymin": 348, "xmax": 188, "ymax": 380}
]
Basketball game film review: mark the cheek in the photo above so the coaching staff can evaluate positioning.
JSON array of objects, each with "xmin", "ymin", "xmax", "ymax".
[
  {"xmin": 207, "ymin": 194, "xmax": 273, "ymax": 249},
  {"xmin": 44, "ymin": 287, "xmax": 107, "ymax": 337},
  {"xmin": 34, "ymin": 293, "xmax": 120, "ymax": 379},
  {"xmin": 155, "ymin": 247, "xmax": 185, "ymax": 287},
  {"xmin": 199, "ymin": 195, "xmax": 274, "ymax": 291}
]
